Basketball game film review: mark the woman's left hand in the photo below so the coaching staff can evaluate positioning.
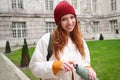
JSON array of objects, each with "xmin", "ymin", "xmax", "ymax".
[{"xmin": 87, "ymin": 68, "xmax": 96, "ymax": 80}]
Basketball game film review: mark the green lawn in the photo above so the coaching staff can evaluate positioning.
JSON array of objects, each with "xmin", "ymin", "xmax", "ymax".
[
  {"xmin": 6, "ymin": 47, "xmax": 39, "ymax": 80},
  {"xmin": 5, "ymin": 39, "xmax": 120, "ymax": 80},
  {"xmin": 87, "ymin": 39, "xmax": 120, "ymax": 80}
]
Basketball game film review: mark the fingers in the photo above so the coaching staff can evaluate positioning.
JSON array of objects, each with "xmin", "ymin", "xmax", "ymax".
[
  {"xmin": 88, "ymin": 68, "xmax": 96, "ymax": 80},
  {"xmin": 61, "ymin": 61, "xmax": 75, "ymax": 72},
  {"xmin": 68, "ymin": 61, "xmax": 75, "ymax": 65}
]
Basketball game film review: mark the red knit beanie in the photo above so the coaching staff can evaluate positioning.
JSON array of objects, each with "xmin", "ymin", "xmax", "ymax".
[{"xmin": 54, "ymin": 1, "xmax": 76, "ymax": 25}]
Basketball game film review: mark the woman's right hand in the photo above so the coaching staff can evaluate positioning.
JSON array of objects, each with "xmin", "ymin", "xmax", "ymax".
[{"xmin": 61, "ymin": 61, "xmax": 75, "ymax": 72}]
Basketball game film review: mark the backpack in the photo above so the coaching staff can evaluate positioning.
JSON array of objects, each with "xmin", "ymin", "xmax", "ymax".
[{"xmin": 46, "ymin": 33, "xmax": 53, "ymax": 61}]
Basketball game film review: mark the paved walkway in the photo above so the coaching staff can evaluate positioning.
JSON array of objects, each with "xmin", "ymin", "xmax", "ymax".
[{"xmin": 0, "ymin": 53, "xmax": 30, "ymax": 80}]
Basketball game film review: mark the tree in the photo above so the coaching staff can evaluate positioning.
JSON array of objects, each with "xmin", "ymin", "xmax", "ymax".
[
  {"xmin": 20, "ymin": 39, "xmax": 30, "ymax": 67},
  {"xmin": 99, "ymin": 33, "xmax": 104, "ymax": 40},
  {"xmin": 5, "ymin": 41, "xmax": 11, "ymax": 53}
]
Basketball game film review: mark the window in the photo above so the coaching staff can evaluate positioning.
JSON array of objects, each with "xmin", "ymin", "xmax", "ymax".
[
  {"xmin": 71, "ymin": 0, "xmax": 77, "ymax": 9},
  {"xmin": 93, "ymin": 21, "xmax": 99, "ymax": 33},
  {"xmin": 92, "ymin": 0, "xmax": 97, "ymax": 12},
  {"xmin": 46, "ymin": 22, "xmax": 56, "ymax": 33},
  {"xmin": 12, "ymin": 22, "xmax": 26, "ymax": 38},
  {"xmin": 110, "ymin": 20, "xmax": 118, "ymax": 32},
  {"xmin": 111, "ymin": 0, "xmax": 117, "ymax": 11},
  {"xmin": 12, "ymin": 0, "xmax": 23, "ymax": 9},
  {"xmin": 45, "ymin": 0, "xmax": 53, "ymax": 11}
]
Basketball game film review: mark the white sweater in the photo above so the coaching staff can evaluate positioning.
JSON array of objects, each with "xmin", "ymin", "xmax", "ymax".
[{"xmin": 29, "ymin": 33, "xmax": 90, "ymax": 80}]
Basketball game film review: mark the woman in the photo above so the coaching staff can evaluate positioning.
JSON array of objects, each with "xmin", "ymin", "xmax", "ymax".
[{"xmin": 29, "ymin": 1, "xmax": 96, "ymax": 80}]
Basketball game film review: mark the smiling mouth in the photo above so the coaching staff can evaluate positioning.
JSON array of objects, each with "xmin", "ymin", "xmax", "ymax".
[
  {"xmin": 67, "ymin": 27, "xmax": 72, "ymax": 29},
  {"xmin": 67, "ymin": 27, "xmax": 73, "ymax": 29}
]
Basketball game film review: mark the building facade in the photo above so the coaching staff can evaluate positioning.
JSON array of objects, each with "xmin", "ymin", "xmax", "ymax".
[{"xmin": 0, "ymin": 0, "xmax": 120, "ymax": 48}]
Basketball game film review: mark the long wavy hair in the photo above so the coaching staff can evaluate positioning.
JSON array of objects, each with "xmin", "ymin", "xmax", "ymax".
[{"xmin": 52, "ymin": 16, "xmax": 85, "ymax": 60}]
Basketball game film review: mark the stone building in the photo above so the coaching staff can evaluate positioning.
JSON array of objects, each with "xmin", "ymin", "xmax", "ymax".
[{"xmin": 0, "ymin": 0, "xmax": 120, "ymax": 48}]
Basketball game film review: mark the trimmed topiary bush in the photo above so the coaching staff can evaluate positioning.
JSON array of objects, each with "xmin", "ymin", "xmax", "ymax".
[
  {"xmin": 5, "ymin": 41, "xmax": 11, "ymax": 53},
  {"xmin": 20, "ymin": 39, "xmax": 30, "ymax": 67},
  {"xmin": 99, "ymin": 33, "xmax": 104, "ymax": 40}
]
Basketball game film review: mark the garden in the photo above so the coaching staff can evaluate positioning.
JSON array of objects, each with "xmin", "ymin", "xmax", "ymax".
[{"xmin": 5, "ymin": 39, "xmax": 120, "ymax": 80}]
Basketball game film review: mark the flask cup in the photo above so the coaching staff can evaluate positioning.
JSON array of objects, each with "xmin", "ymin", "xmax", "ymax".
[{"xmin": 75, "ymin": 64, "xmax": 99, "ymax": 80}]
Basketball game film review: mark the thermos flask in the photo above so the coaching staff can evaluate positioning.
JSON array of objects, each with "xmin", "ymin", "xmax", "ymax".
[{"xmin": 75, "ymin": 64, "xmax": 99, "ymax": 80}]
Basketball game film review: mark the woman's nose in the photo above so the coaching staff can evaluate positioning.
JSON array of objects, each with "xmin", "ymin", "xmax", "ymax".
[{"xmin": 67, "ymin": 19, "xmax": 72, "ymax": 25}]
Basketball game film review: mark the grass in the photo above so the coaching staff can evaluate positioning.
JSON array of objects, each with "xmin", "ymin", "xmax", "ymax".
[
  {"xmin": 6, "ymin": 47, "xmax": 39, "ymax": 80},
  {"xmin": 87, "ymin": 39, "xmax": 120, "ymax": 80},
  {"xmin": 5, "ymin": 39, "xmax": 120, "ymax": 80}
]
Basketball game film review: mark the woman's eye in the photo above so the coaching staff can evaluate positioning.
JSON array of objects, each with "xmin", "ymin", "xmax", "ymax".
[
  {"xmin": 70, "ymin": 16, "xmax": 75, "ymax": 19},
  {"xmin": 61, "ymin": 18, "xmax": 66, "ymax": 21}
]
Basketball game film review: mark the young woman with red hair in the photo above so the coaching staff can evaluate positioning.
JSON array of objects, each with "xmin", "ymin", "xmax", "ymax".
[{"xmin": 29, "ymin": 1, "xmax": 96, "ymax": 80}]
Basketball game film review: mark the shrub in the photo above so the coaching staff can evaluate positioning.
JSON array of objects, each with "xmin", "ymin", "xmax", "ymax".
[
  {"xmin": 99, "ymin": 33, "xmax": 104, "ymax": 40},
  {"xmin": 5, "ymin": 41, "xmax": 11, "ymax": 53},
  {"xmin": 20, "ymin": 39, "xmax": 30, "ymax": 67}
]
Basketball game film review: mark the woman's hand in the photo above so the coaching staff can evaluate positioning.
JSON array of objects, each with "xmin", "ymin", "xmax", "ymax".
[
  {"xmin": 87, "ymin": 67, "xmax": 96, "ymax": 80},
  {"xmin": 61, "ymin": 61, "xmax": 75, "ymax": 72}
]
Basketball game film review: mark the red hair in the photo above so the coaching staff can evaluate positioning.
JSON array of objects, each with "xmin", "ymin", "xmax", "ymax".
[{"xmin": 52, "ymin": 17, "xmax": 85, "ymax": 60}]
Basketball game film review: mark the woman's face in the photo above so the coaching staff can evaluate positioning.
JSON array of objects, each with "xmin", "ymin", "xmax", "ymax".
[{"xmin": 61, "ymin": 14, "xmax": 76, "ymax": 34}]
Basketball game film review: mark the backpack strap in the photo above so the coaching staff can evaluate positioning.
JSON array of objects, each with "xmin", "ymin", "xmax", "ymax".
[{"xmin": 46, "ymin": 33, "xmax": 53, "ymax": 61}]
